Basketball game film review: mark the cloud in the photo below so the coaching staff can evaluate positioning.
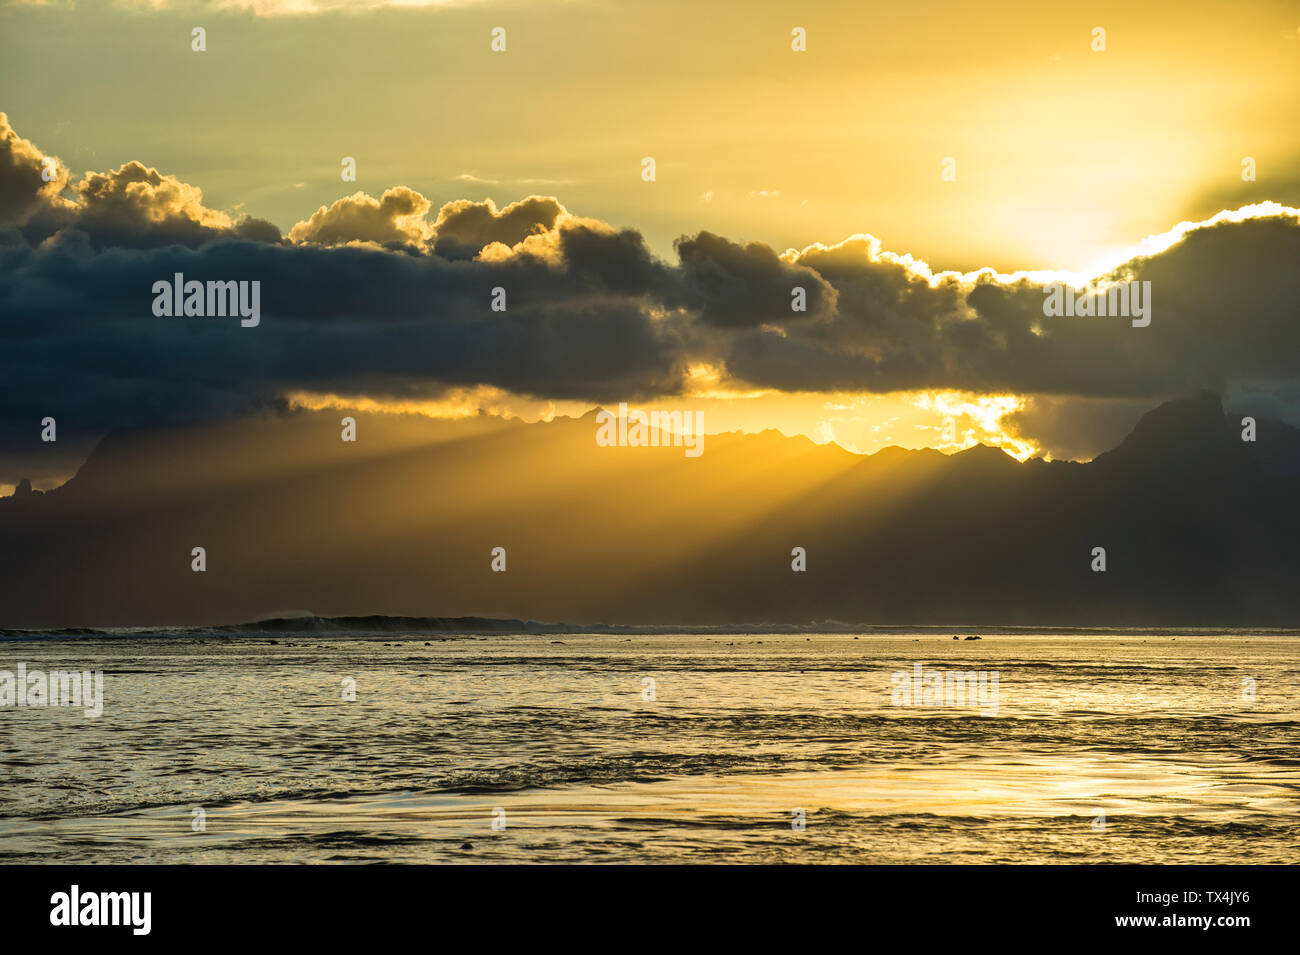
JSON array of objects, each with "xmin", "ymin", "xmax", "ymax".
[
  {"xmin": 0, "ymin": 185, "xmax": 689, "ymax": 484},
  {"xmin": 2, "ymin": 114, "xmax": 1300, "ymax": 481},
  {"xmin": 0, "ymin": 112, "xmax": 74, "ymax": 236},
  {"xmin": 716, "ymin": 212, "xmax": 1300, "ymax": 400},
  {"xmin": 430, "ymin": 195, "xmax": 567, "ymax": 258},
  {"xmin": 72, "ymin": 160, "xmax": 238, "ymax": 248},
  {"xmin": 0, "ymin": 113, "xmax": 281, "ymax": 250},
  {"xmin": 287, "ymin": 192, "xmax": 574, "ymax": 258},
  {"xmin": 673, "ymin": 231, "xmax": 837, "ymax": 327},
  {"xmin": 1002, "ymin": 396, "xmax": 1155, "ymax": 461},
  {"xmin": 289, "ymin": 187, "xmax": 432, "ymax": 247}
]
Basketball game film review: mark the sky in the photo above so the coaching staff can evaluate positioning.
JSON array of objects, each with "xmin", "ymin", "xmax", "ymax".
[{"xmin": 1, "ymin": 0, "xmax": 1299, "ymax": 491}]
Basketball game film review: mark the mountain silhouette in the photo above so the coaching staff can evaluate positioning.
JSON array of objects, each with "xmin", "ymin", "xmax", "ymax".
[{"xmin": 1, "ymin": 392, "xmax": 1297, "ymax": 628}]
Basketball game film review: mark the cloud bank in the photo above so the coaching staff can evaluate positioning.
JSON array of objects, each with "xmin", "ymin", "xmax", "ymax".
[{"xmin": 2, "ymin": 111, "xmax": 1298, "ymax": 477}]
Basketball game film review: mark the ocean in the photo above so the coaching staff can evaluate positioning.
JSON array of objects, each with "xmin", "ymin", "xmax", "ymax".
[{"xmin": 1, "ymin": 631, "xmax": 1296, "ymax": 863}]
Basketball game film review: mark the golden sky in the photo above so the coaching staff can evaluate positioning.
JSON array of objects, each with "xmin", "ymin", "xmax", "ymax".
[{"xmin": 5, "ymin": 0, "xmax": 1296, "ymax": 270}]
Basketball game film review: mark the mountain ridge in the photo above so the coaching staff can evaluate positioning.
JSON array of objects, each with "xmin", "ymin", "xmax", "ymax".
[{"xmin": 2, "ymin": 392, "xmax": 1298, "ymax": 628}]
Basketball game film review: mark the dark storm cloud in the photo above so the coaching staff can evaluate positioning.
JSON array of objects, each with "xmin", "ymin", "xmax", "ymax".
[
  {"xmin": 2, "ymin": 111, "xmax": 1300, "ymax": 480},
  {"xmin": 719, "ymin": 215, "xmax": 1300, "ymax": 401},
  {"xmin": 672, "ymin": 231, "xmax": 837, "ymax": 327},
  {"xmin": 0, "ymin": 233, "xmax": 687, "ymax": 429}
]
